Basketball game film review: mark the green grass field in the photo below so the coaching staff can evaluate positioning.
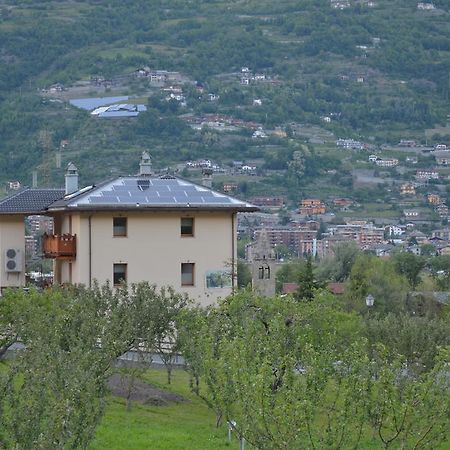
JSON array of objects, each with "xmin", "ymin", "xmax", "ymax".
[
  {"xmin": 90, "ymin": 367, "xmax": 450, "ymax": 450},
  {"xmin": 89, "ymin": 369, "xmax": 232, "ymax": 450}
]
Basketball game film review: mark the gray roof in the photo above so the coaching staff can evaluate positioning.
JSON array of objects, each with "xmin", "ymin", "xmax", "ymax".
[
  {"xmin": 48, "ymin": 176, "xmax": 258, "ymax": 212},
  {"xmin": 0, "ymin": 189, "xmax": 65, "ymax": 215}
]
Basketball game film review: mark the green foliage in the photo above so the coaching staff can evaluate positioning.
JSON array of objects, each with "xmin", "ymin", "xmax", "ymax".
[
  {"xmin": 317, "ymin": 241, "xmax": 361, "ymax": 282},
  {"xmin": 179, "ymin": 290, "xmax": 450, "ymax": 449},
  {"xmin": 345, "ymin": 253, "xmax": 409, "ymax": 315},
  {"xmin": 366, "ymin": 313, "xmax": 450, "ymax": 373},
  {"xmin": 0, "ymin": 0, "xmax": 449, "ymax": 187},
  {"xmin": 428, "ymin": 254, "xmax": 450, "ymax": 289},
  {"xmin": 275, "ymin": 259, "xmax": 305, "ymax": 293},
  {"xmin": 236, "ymin": 260, "xmax": 252, "ymax": 288},
  {"xmin": 392, "ymin": 251, "xmax": 426, "ymax": 290},
  {"xmin": 0, "ymin": 282, "xmax": 191, "ymax": 449},
  {"xmin": 295, "ymin": 256, "xmax": 322, "ymax": 301}
]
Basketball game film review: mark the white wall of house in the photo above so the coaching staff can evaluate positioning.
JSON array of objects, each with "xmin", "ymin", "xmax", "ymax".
[
  {"xmin": 55, "ymin": 210, "xmax": 236, "ymax": 306},
  {"xmin": 0, "ymin": 216, "xmax": 26, "ymax": 291}
]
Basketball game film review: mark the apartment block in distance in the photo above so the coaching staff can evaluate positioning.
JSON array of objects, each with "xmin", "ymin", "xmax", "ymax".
[{"xmin": 299, "ymin": 199, "xmax": 326, "ymax": 215}]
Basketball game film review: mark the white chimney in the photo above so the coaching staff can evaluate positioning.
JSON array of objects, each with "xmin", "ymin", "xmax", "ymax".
[
  {"xmin": 65, "ymin": 162, "xmax": 79, "ymax": 195},
  {"xmin": 139, "ymin": 151, "xmax": 152, "ymax": 176}
]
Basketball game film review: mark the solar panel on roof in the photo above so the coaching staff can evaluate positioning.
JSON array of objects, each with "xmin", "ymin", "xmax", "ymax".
[{"xmin": 137, "ymin": 179, "xmax": 150, "ymax": 191}]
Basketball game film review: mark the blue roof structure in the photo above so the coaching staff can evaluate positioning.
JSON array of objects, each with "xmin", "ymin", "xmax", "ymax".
[
  {"xmin": 69, "ymin": 96, "xmax": 129, "ymax": 110},
  {"xmin": 49, "ymin": 176, "xmax": 257, "ymax": 212}
]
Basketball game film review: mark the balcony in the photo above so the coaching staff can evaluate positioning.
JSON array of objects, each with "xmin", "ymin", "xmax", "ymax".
[{"xmin": 43, "ymin": 234, "xmax": 76, "ymax": 260}]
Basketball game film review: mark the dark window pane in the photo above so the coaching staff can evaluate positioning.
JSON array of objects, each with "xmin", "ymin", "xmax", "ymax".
[
  {"xmin": 113, "ymin": 263, "xmax": 127, "ymax": 285},
  {"xmin": 181, "ymin": 263, "xmax": 194, "ymax": 286},
  {"xmin": 113, "ymin": 217, "xmax": 127, "ymax": 237},
  {"xmin": 181, "ymin": 218, "xmax": 194, "ymax": 236}
]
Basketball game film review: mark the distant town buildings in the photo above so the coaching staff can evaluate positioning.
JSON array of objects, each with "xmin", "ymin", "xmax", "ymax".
[
  {"xmin": 416, "ymin": 169, "xmax": 439, "ymax": 180},
  {"xmin": 336, "ymin": 139, "xmax": 365, "ymax": 150},
  {"xmin": 400, "ymin": 183, "xmax": 416, "ymax": 195},
  {"xmin": 299, "ymin": 199, "xmax": 326, "ymax": 216}
]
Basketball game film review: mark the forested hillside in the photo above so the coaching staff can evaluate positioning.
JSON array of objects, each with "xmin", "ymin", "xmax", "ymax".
[{"xmin": 0, "ymin": 0, "xmax": 449, "ymax": 189}]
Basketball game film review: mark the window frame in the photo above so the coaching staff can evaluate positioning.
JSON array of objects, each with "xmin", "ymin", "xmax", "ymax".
[
  {"xmin": 113, "ymin": 263, "xmax": 127, "ymax": 286},
  {"xmin": 113, "ymin": 217, "xmax": 127, "ymax": 237},
  {"xmin": 180, "ymin": 217, "xmax": 194, "ymax": 237},
  {"xmin": 181, "ymin": 262, "xmax": 195, "ymax": 286}
]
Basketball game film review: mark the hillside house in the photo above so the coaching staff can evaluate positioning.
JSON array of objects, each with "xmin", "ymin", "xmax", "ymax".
[
  {"xmin": 375, "ymin": 158, "xmax": 399, "ymax": 167},
  {"xmin": 416, "ymin": 169, "xmax": 439, "ymax": 180},
  {"xmin": 0, "ymin": 154, "xmax": 257, "ymax": 305},
  {"xmin": 434, "ymin": 151, "xmax": 450, "ymax": 166},
  {"xmin": 299, "ymin": 199, "xmax": 326, "ymax": 216},
  {"xmin": 427, "ymin": 193, "xmax": 441, "ymax": 204},
  {"xmin": 400, "ymin": 183, "xmax": 416, "ymax": 195}
]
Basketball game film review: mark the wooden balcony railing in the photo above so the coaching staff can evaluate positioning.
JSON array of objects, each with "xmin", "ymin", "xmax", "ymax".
[{"xmin": 43, "ymin": 234, "xmax": 76, "ymax": 260}]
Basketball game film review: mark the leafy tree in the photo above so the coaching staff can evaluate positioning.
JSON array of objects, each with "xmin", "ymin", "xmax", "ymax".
[
  {"xmin": 295, "ymin": 256, "xmax": 321, "ymax": 301},
  {"xmin": 180, "ymin": 291, "xmax": 450, "ymax": 449},
  {"xmin": 428, "ymin": 254, "xmax": 450, "ymax": 289},
  {"xmin": 143, "ymin": 284, "xmax": 190, "ymax": 385},
  {"xmin": 345, "ymin": 254, "xmax": 408, "ymax": 315},
  {"xmin": 237, "ymin": 260, "xmax": 252, "ymax": 288},
  {"xmin": 317, "ymin": 241, "xmax": 360, "ymax": 282},
  {"xmin": 366, "ymin": 345, "xmax": 450, "ymax": 449},
  {"xmin": 275, "ymin": 260, "xmax": 305, "ymax": 293},
  {"xmin": 392, "ymin": 252, "xmax": 425, "ymax": 290},
  {"xmin": 365, "ymin": 313, "xmax": 450, "ymax": 373}
]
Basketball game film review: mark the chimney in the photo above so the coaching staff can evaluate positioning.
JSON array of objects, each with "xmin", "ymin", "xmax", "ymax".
[
  {"xmin": 139, "ymin": 151, "xmax": 152, "ymax": 176},
  {"xmin": 65, "ymin": 162, "xmax": 79, "ymax": 195},
  {"xmin": 202, "ymin": 168, "xmax": 213, "ymax": 188}
]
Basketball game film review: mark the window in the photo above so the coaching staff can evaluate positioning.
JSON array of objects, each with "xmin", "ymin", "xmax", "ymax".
[
  {"xmin": 206, "ymin": 271, "xmax": 232, "ymax": 289},
  {"xmin": 258, "ymin": 264, "xmax": 270, "ymax": 279},
  {"xmin": 113, "ymin": 217, "xmax": 127, "ymax": 237},
  {"xmin": 181, "ymin": 217, "xmax": 194, "ymax": 236},
  {"xmin": 113, "ymin": 263, "xmax": 127, "ymax": 285},
  {"xmin": 181, "ymin": 263, "xmax": 195, "ymax": 286}
]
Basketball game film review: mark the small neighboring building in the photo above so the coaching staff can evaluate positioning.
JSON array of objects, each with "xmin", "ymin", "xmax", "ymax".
[
  {"xmin": 436, "ymin": 204, "xmax": 449, "ymax": 217},
  {"xmin": 90, "ymin": 104, "xmax": 147, "ymax": 118},
  {"xmin": 404, "ymin": 209, "xmax": 420, "ymax": 218},
  {"xmin": 250, "ymin": 197, "xmax": 285, "ymax": 209},
  {"xmin": 416, "ymin": 169, "xmax": 439, "ymax": 180},
  {"xmin": 336, "ymin": 139, "xmax": 364, "ymax": 150},
  {"xmin": 427, "ymin": 193, "xmax": 441, "ymax": 204},
  {"xmin": 385, "ymin": 225, "xmax": 405, "ymax": 237},
  {"xmin": 417, "ymin": 2, "xmax": 435, "ymax": 9},
  {"xmin": 400, "ymin": 183, "xmax": 416, "ymax": 195},
  {"xmin": 431, "ymin": 228, "xmax": 450, "ymax": 240},
  {"xmin": 299, "ymin": 199, "xmax": 326, "ymax": 216},
  {"xmin": 223, "ymin": 183, "xmax": 238, "ymax": 193},
  {"xmin": 7, "ymin": 181, "xmax": 21, "ymax": 190},
  {"xmin": 399, "ymin": 140, "xmax": 416, "ymax": 147},
  {"xmin": 406, "ymin": 156, "xmax": 418, "ymax": 164},
  {"xmin": 208, "ymin": 93, "xmax": 219, "ymax": 102},
  {"xmin": 434, "ymin": 151, "xmax": 450, "ymax": 166},
  {"xmin": 375, "ymin": 158, "xmax": 399, "ymax": 167}
]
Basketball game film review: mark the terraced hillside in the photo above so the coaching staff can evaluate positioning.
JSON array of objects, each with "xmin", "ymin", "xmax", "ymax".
[{"xmin": 0, "ymin": 0, "xmax": 449, "ymax": 192}]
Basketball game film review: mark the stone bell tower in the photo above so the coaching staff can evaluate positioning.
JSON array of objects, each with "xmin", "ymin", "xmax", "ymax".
[{"xmin": 251, "ymin": 228, "xmax": 277, "ymax": 297}]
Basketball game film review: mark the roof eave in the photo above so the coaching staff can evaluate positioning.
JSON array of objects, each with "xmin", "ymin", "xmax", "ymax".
[{"xmin": 47, "ymin": 205, "xmax": 260, "ymax": 213}]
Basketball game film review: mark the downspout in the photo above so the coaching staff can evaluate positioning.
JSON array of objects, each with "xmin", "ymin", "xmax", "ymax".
[
  {"xmin": 231, "ymin": 212, "xmax": 236, "ymax": 293},
  {"xmin": 88, "ymin": 215, "xmax": 92, "ymax": 288}
]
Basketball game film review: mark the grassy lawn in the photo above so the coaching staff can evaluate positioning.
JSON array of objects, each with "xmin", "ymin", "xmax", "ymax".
[
  {"xmin": 90, "ymin": 367, "xmax": 450, "ymax": 450},
  {"xmin": 89, "ymin": 368, "xmax": 232, "ymax": 450}
]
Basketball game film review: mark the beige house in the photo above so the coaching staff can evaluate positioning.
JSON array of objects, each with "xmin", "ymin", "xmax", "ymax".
[{"xmin": 0, "ymin": 154, "xmax": 257, "ymax": 306}]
